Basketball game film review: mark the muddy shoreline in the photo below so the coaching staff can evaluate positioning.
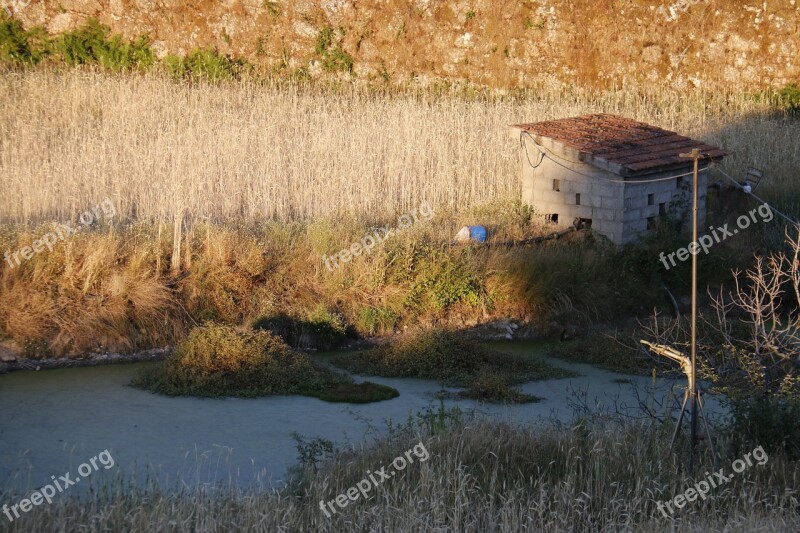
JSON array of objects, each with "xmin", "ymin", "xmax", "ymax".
[
  {"xmin": 0, "ymin": 340, "xmax": 379, "ymax": 374},
  {"xmin": 0, "ymin": 319, "xmax": 558, "ymax": 375},
  {"xmin": 0, "ymin": 347, "xmax": 172, "ymax": 373}
]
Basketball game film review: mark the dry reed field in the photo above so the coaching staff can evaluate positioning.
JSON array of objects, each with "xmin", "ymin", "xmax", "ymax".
[
  {"xmin": 0, "ymin": 70, "xmax": 798, "ymax": 225},
  {"xmin": 0, "ymin": 70, "xmax": 797, "ymax": 357}
]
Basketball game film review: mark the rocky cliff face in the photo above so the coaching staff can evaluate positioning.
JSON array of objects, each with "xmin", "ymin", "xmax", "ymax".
[{"xmin": 7, "ymin": 0, "xmax": 800, "ymax": 90}]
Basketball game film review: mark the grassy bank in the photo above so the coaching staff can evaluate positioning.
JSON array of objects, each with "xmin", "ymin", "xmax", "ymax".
[
  {"xmin": 1, "ymin": 205, "xmax": 735, "ymax": 358},
  {"xmin": 0, "ymin": 196, "xmax": 785, "ymax": 358},
  {"xmin": 1, "ymin": 414, "xmax": 798, "ymax": 532},
  {"xmin": 549, "ymin": 329, "xmax": 653, "ymax": 375},
  {"xmin": 331, "ymin": 330, "xmax": 577, "ymax": 402}
]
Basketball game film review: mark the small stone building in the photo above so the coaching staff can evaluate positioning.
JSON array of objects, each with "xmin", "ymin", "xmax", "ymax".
[{"xmin": 510, "ymin": 114, "xmax": 727, "ymax": 245}]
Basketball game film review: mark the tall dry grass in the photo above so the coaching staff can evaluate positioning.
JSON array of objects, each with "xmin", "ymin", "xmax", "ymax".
[
  {"xmin": 1, "ymin": 70, "xmax": 797, "ymax": 357},
  {"xmin": 0, "ymin": 70, "xmax": 798, "ymax": 225},
  {"xmin": 1, "ymin": 417, "xmax": 798, "ymax": 532}
]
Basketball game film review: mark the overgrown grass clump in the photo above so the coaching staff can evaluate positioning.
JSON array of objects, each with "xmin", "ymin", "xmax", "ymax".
[
  {"xmin": 331, "ymin": 330, "xmax": 577, "ymax": 403},
  {"xmin": 549, "ymin": 330, "xmax": 654, "ymax": 375},
  {"xmin": 252, "ymin": 307, "xmax": 347, "ymax": 350},
  {"xmin": 314, "ymin": 26, "xmax": 354, "ymax": 73},
  {"xmin": 131, "ymin": 323, "xmax": 397, "ymax": 402}
]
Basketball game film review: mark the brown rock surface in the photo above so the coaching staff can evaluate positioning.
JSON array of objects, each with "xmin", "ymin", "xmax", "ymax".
[{"xmin": 7, "ymin": 0, "xmax": 799, "ymax": 90}]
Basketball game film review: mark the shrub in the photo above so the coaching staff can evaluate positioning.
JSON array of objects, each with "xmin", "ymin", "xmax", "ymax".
[
  {"xmin": 0, "ymin": 18, "xmax": 48, "ymax": 65},
  {"xmin": 52, "ymin": 19, "xmax": 154, "ymax": 70},
  {"xmin": 164, "ymin": 48, "xmax": 245, "ymax": 81},
  {"xmin": 331, "ymin": 330, "xmax": 576, "ymax": 402},
  {"xmin": 305, "ymin": 305, "xmax": 347, "ymax": 349},
  {"xmin": 131, "ymin": 323, "xmax": 397, "ymax": 401},
  {"xmin": 355, "ymin": 306, "xmax": 398, "ymax": 336},
  {"xmin": 252, "ymin": 307, "xmax": 346, "ymax": 350},
  {"xmin": 406, "ymin": 251, "xmax": 487, "ymax": 312},
  {"xmin": 0, "ymin": 18, "xmax": 153, "ymax": 69},
  {"xmin": 169, "ymin": 323, "xmax": 289, "ymax": 374},
  {"xmin": 777, "ymin": 83, "xmax": 800, "ymax": 114},
  {"xmin": 132, "ymin": 323, "xmax": 328, "ymax": 396},
  {"xmin": 315, "ymin": 26, "xmax": 353, "ymax": 73},
  {"xmin": 458, "ymin": 369, "xmax": 542, "ymax": 403},
  {"xmin": 727, "ymin": 395, "xmax": 800, "ymax": 460}
]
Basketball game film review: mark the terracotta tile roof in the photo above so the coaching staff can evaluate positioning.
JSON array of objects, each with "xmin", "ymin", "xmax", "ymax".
[{"xmin": 512, "ymin": 114, "xmax": 728, "ymax": 176}]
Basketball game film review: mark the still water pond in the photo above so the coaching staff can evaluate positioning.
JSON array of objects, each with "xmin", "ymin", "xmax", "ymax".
[{"xmin": 0, "ymin": 341, "xmax": 725, "ymax": 493}]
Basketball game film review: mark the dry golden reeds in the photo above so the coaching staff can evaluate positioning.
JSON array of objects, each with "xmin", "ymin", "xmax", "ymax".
[{"xmin": 0, "ymin": 70, "xmax": 797, "ymax": 226}]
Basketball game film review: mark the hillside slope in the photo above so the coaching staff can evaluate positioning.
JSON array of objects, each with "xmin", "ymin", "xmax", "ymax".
[{"xmin": 8, "ymin": 0, "xmax": 800, "ymax": 90}]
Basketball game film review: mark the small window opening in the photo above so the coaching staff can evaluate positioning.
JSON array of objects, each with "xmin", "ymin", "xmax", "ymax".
[
  {"xmin": 552, "ymin": 179, "xmax": 560, "ymax": 192},
  {"xmin": 647, "ymin": 216, "xmax": 657, "ymax": 231},
  {"xmin": 575, "ymin": 193, "xmax": 581, "ymax": 205},
  {"xmin": 548, "ymin": 213, "xmax": 559, "ymax": 224},
  {"xmin": 647, "ymin": 193, "xmax": 655, "ymax": 206},
  {"xmin": 659, "ymin": 202, "xmax": 667, "ymax": 216}
]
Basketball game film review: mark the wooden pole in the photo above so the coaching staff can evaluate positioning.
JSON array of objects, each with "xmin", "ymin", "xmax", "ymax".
[{"xmin": 679, "ymin": 147, "xmax": 702, "ymax": 469}]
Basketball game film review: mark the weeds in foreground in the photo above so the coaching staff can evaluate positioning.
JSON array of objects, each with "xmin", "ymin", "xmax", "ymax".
[{"xmin": 2, "ymin": 415, "xmax": 798, "ymax": 532}]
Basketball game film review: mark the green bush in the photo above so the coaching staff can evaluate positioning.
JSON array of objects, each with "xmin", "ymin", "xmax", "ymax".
[
  {"xmin": 314, "ymin": 26, "xmax": 353, "ymax": 73},
  {"xmin": 132, "ymin": 323, "xmax": 330, "ymax": 396},
  {"xmin": 728, "ymin": 396, "xmax": 800, "ymax": 460},
  {"xmin": 0, "ymin": 18, "xmax": 48, "ymax": 64},
  {"xmin": 305, "ymin": 305, "xmax": 347, "ymax": 349},
  {"xmin": 355, "ymin": 306, "xmax": 398, "ymax": 336},
  {"xmin": 458, "ymin": 369, "xmax": 542, "ymax": 403},
  {"xmin": 169, "ymin": 323, "xmax": 287, "ymax": 374},
  {"xmin": 164, "ymin": 48, "xmax": 246, "ymax": 81},
  {"xmin": 131, "ymin": 323, "xmax": 397, "ymax": 401},
  {"xmin": 0, "ymin": 17, "xmax": 249, "ymax": 77},
  {"xmin": 777, "ymin": 83, "xmax": 800, "ymax": 113},
  {"xmin": 406, "ymin": 252, "xmax": 486, "ymax": 312},
  {"xmin": 253, "ymin": 307, "xmax": 346, "ymax": 350},
  {"xmin": 52, "ymin": 19, "xmax": 154, "ymax": 70},
  {"xmin": 0, "ymin": 18, "xmax": 153, "ymax": 69}
]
